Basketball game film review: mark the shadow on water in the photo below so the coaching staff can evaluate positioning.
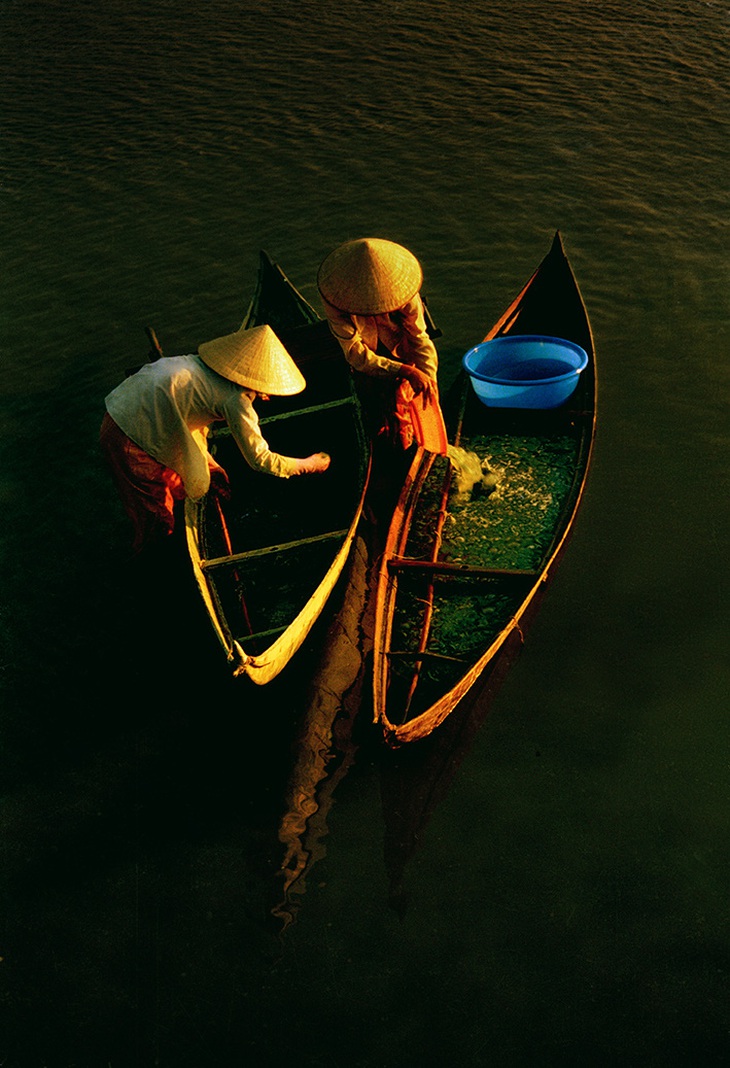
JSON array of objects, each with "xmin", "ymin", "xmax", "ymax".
[
  {"xmin": 1, "ymin": 373, "xmax": 531, "ymax": 1062},
  {"xmin": 0, "ymin": 459, "xmax": 314, "ymax": 1063},
  {"xmin": 377, "ymin": 624, "xmax": 526, "ymax": 918},
  {"xmin": 0, "ymin": 556, "xmax": 354, "ymax": 1060}
]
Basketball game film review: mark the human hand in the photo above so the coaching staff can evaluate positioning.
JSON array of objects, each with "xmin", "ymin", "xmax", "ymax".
[
  {"xmin": 401, "ymin": 365, "xmax": 436, "ymax": 402},
  {"xmin": 209, "ymin": 464, "xmax": 231, "ymax": 500},
  {"xmin": 297, "ymin": 452, "xmax": 331, "ymax": 474}
]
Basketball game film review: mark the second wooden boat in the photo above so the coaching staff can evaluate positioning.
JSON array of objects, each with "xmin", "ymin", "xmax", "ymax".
[
  {"xmin": 185, "ymin": 252, "xmax": 370, "ymax": 685},
  {"xmin": 372, "ymin": 232, "xmax": 596, "ymax": 745}
]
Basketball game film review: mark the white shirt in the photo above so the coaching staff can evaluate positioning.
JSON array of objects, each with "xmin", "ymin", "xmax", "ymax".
[{"xmin": 105, "ymin": 354, "xmax": 301, "ymax": 500}]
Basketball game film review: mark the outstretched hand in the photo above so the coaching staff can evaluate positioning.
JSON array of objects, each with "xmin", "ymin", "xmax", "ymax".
[
  {"xmin": 298, "ymin": 452, "xmax": 331, "ymax": 475},
  {"xmin": 209, "ymin": 464, "xmax": 232, "ymax": 501}
]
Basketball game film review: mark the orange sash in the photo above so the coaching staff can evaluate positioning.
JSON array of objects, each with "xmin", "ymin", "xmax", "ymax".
[{"xmin": 394, "ymin": 381, "xmax": 448, "ymax": 454}]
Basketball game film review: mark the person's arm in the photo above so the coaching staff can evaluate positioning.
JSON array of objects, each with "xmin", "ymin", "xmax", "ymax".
[
  {"xmin": 322, "ymin": 300, "xmax": 403, "ymax": 378},
  {"xmin": 394, "ymin": 295, "xmax": 439, "ymax": 401},
  {"xmin": 226, "ymin": 394, "xmax": 330, "ymax": 477},
  {"xmin": 398, "ymin": 295, "xmax": 439, "ymax": 380}
]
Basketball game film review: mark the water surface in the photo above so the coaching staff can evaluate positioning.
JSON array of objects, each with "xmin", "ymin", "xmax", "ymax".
[{"xmin": 1, "ymin": 1, "xmax": 728, "ymax": 1065}]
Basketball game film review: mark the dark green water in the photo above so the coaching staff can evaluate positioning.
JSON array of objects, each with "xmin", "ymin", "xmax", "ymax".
[{"xmin": 2, "ymin": 1, "xmax": 729, "ymax": 1065}]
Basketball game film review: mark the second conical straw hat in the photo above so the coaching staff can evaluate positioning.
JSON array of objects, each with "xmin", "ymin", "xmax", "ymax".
[
  {"xmin": 198, "ymin": 323, "xmax": 305, "ymax": 395},
  {"xmin": 317, "ymin": 238, "xmax": 423, "ymax": 316}
]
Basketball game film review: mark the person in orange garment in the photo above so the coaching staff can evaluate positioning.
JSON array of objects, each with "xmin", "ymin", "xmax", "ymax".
[
  {"xmin": 316, "ymin": 237, "xmax": 446, "ymax": 455},
  {"xmin": 100, "ymin": 322, "xmax": 330, "ymax": 553}
]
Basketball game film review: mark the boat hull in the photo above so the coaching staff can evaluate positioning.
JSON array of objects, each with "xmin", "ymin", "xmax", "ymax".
[
  {"xmin": 373, "ymin": 232, "xmax": 596, "ymax": 744},
  {"xmin": 185, "ymin": 258, "xmax": 370, "ymax": 685}
]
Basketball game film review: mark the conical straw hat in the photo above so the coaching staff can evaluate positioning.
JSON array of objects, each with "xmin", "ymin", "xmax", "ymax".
[
  {"xmin": 317, "ymin": 238, "xmax": 423, "ymax": 315},
  {"xmin": 198, "ymin": 323, "xmax": 305, "ymax": 395}
]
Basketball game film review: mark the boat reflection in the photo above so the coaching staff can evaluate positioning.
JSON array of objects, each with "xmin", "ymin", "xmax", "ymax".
[
  {"xmin": 378, "ymin": 625, "xmax": 525, "ymax": 917},
  {"xmin": 270, "ymin": 532, "xmax": 373, "ymax": 931},
  {"xmin": 270, "ymin": 525, "xmax": 532, "ymax": 929},
  {"xmin": 271, "ymin": 529, "xmax": 533, "ymax": 931}
]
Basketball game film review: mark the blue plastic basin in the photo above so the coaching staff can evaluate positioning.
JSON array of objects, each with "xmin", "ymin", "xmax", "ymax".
[{"xmin": 463, "ymin": 335, "xmax": 588, "ymax": 409}]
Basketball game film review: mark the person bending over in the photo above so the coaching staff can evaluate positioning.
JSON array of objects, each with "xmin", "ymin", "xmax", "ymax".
[
  {"xmin": 317, "ymin": 236, "xmax": 443, "ymax": 451},
  {"xmin": 100, "ymin": 322, "xmax": 330, "ymax": 552}
]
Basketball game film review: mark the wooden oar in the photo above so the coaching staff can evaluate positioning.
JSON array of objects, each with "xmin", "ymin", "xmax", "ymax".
[
  {"xmin": 124, "ymin": 325, "xmax": 164, "ymax": 377},
  {"xmin": 145, "ymin": 325, "xmax": 164, "ymax": 360},
  {"xmin": 214, "ymin": 496, "xmax": 254, "ymax": 636}
]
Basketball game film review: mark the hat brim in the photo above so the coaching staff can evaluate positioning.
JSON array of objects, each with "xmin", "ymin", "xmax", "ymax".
[
  {"xmin": 317, "ymin": 237, "xmax": 423, "ymax": 316},
  {"xmin": 198, "ymin": 323, "xmax": 305, "ymax": 395}
]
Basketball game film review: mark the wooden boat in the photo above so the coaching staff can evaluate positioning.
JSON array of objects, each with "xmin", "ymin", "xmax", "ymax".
[
  {"xmin": 372, "ymin": 231, "xmax": 596, "ymax": 745},
  {"xmin": 185, "ymin": 252, "xmax": 370, "ymax": 685}
]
